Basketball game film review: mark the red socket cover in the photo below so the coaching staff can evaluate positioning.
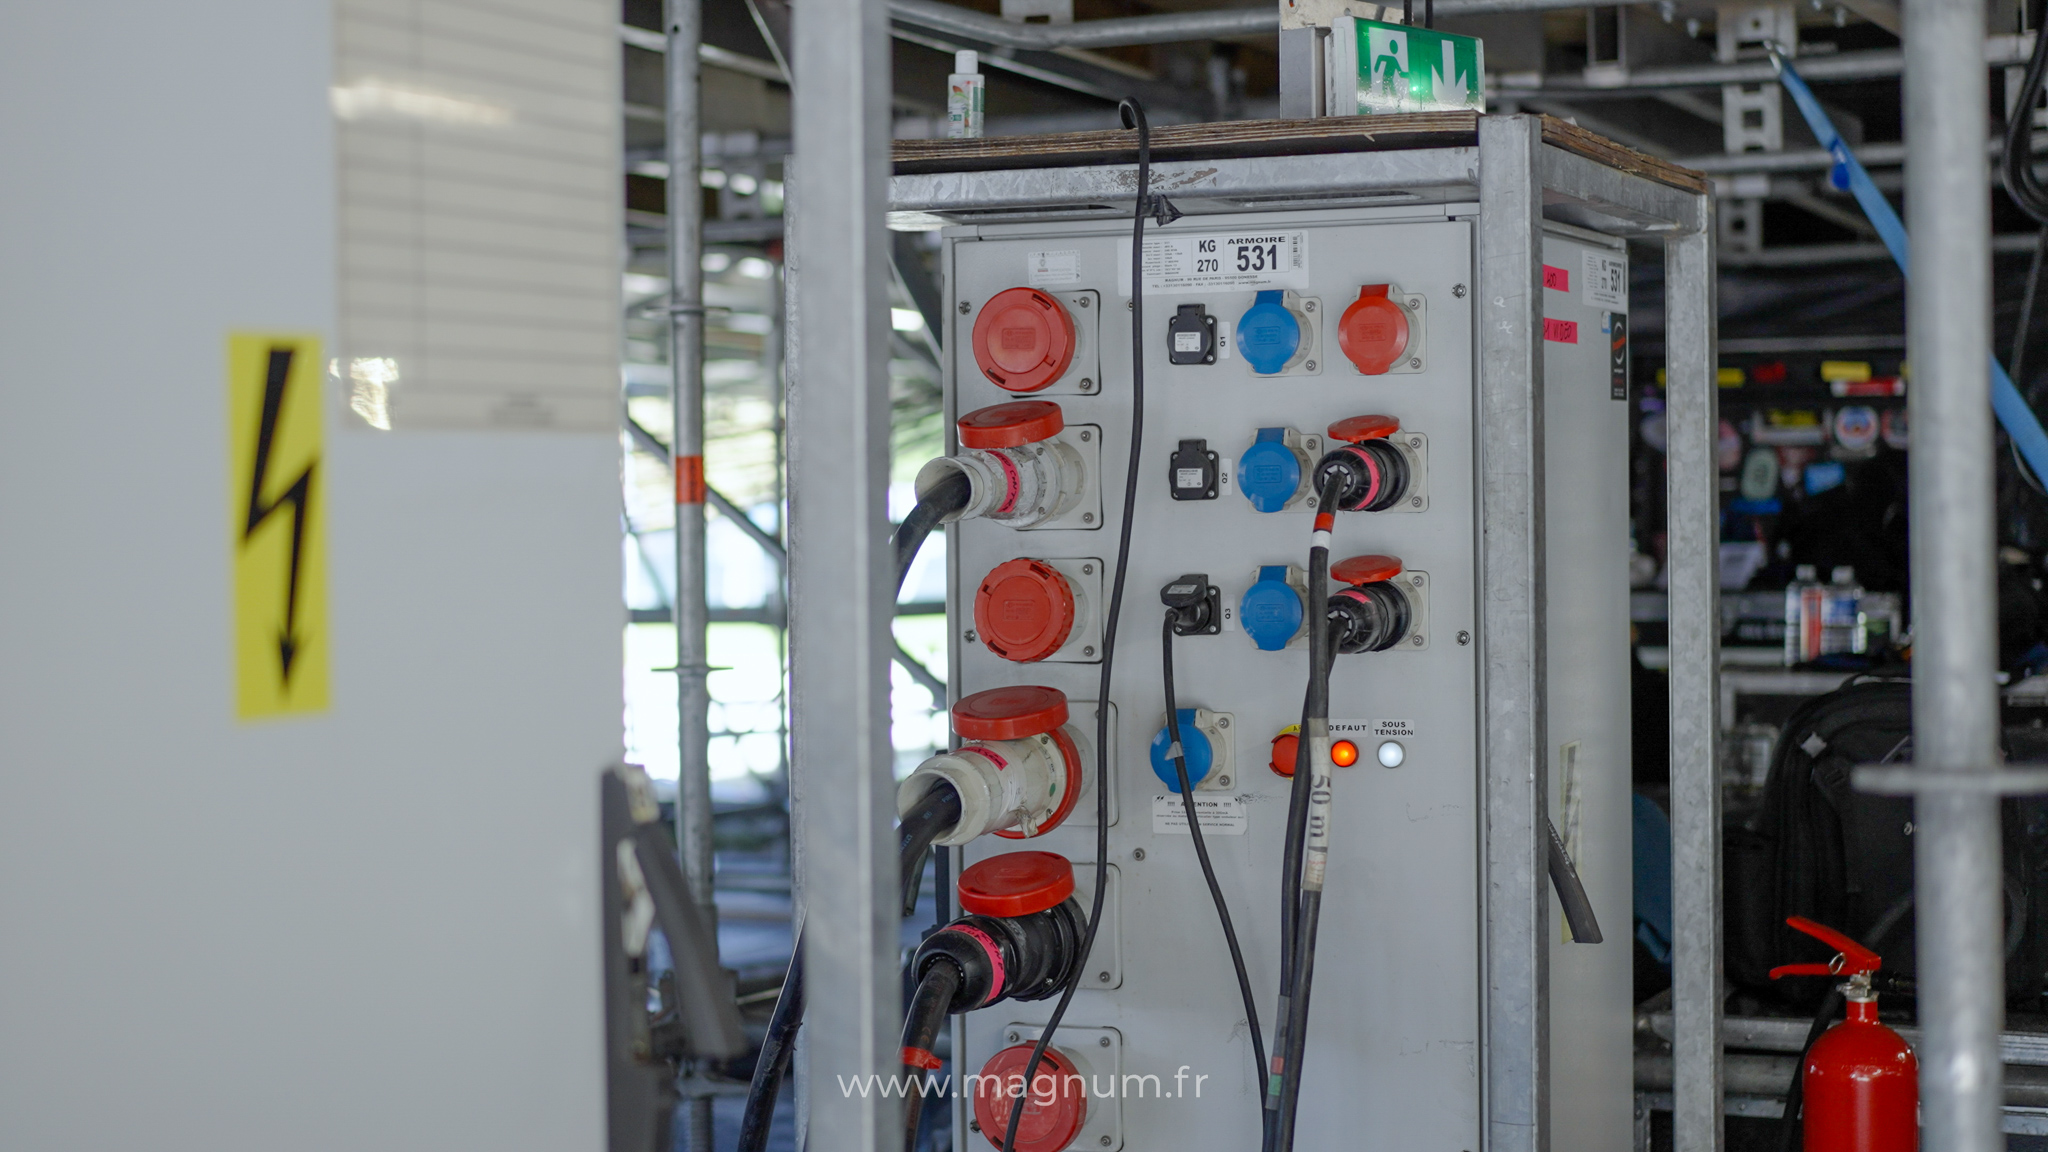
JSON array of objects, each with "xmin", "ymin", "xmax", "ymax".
[
  {"xmin": 1328, "ymin": 413, "xmax": 1400, "ymax": 443},
  {"xmin": 958, "ymin": 851, "xmax": 1076, "ymax": 917},
  {"xmin": 975, "ymin": 559, "xmax": 1078, "ymax": 662},
  {"xmin": 959, "ymin": 400, "xmax": 1065, "ymax": 449},
  {"xmin": 1332, "ymin": 554, "xmax": 1404, "ymax": 586},
  {"xmin": 1337, "ymin": 285, "xmax": 1411, "ymax": 375},
  {"xmin": 972, "ymin": 288, "xmax": 1076, "ymax": 393},
  {"xmin": 953, "ymin": 685, "xmax": 1070, "ymax": 742},
  {"xmin": 973, "ymin": 1044, "xmax": 1088, "ymax": 1152}
]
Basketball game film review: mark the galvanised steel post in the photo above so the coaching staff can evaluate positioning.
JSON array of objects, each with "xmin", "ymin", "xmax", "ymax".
[
  {"xmin": 1664, "ymin": 205, "xmax": 1723, "ymax": 1152},
  {"xmin": 665, "ymin": 0, "xmax": 714, "ymax": 910},
  {"xmin": 1904, "ymin": 0, "xmax": 2006, "ymax": 1148},
  {"xmin": 665, "ymin": 3, "xmax": 717, "ymax": 1149},
  {"xmin": 789, "ymin": 0, "xmax": 899, "ymax": 1140}
]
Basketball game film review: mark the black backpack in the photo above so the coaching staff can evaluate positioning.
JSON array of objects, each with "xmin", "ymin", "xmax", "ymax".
[{"xmin": 1724, "ymin": 679, "xmax": 2048, "ymax": 1008}]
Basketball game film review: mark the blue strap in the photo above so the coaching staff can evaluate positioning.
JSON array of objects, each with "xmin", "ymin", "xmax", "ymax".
[{"xmin": 1772, "ymin": 51, "xmax": 2048, "ymax": 481}]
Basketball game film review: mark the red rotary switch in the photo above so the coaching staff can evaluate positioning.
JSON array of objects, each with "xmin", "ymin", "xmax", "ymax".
[
  {"xmin": 1332, "ymin": 553, "xmax": 1404, "ymax": 586},
  {"xmin": 952, "ymin": 685, "xmax": 1070, "ymax": 742},
  {"xmin": 973, "ymin": 1044, "xmax": 1089, "ymax": 1152},
  {"xmin": 1337, "ymin": 285, "xmax": 1411, "ymax": 375},
  {"xmin": 958, "ymin": 400, "xmax": 1065, "ymax": 449},
  {"xmin": 958, "ymin": 851, "xmax": 1076, "ymax": 917},
  {"xmin": 972, "ymin": 288, "xmax": 1077, "ymax": 393},
  {"xmin": 1269, "ymin": 729, "xmax": 1300, "ymax": 778},
  {"xmin": 975, "ymin": 559, "xmax": 1079, "ymax": 662}
]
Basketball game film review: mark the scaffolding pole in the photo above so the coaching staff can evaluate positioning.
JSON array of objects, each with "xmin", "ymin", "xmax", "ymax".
[
  {"xmin": 665, "ymin": 0, "xmax": 716, "ymax": 1143},
  {"xmin": 1904, "ymin": 0, "xmax": 2006, "ymax": 1149}
]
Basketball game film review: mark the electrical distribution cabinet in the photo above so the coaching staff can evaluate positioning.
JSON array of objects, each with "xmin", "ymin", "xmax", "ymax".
[
  {"xmin": 882, "ymin": 116, "xmax": 1716, "ymax": 1152},
  {"xmin": 936, "ymin": 215, "xmax": 1629, "ymax": 1149}
]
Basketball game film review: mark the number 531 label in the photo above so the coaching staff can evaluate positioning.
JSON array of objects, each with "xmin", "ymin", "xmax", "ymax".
[{"xmin": 1117, "ymin": 231, "xmax": 1310, "ymax": 295}]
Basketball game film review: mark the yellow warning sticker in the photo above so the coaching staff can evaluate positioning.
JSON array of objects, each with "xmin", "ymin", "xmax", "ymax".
[{"xmin": 228, "ymin": 334, "xmax": 330, "ymax": 720}]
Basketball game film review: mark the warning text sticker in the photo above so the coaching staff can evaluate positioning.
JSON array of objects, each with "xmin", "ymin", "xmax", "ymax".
[{"xmin": 1152, "ymin": 793, "xmax": 1249, "ymax": 835}]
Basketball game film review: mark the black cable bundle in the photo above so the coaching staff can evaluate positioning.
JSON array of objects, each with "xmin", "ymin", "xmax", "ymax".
[
  {"xmin": 994, "ymin": 94, "xmax": 1154, "ymax": 1152},
  {"xmin": 1265, "ymin": 475, "xmax": 1345, "ymax": 1152},
  {"xmin": 737, "ymin": 785, "xmax": 962, "ymax": 1152}
]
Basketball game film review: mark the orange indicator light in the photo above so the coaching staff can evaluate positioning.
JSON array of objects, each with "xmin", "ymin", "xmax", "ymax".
[{"xmin": 1330, "ymin": 740, "xmax": 1360, "ymax": 767}]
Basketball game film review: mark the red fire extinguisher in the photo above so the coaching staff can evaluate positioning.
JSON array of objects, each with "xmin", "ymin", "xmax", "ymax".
[{"xmin": 1770, "ymin": 915, "xmax": 1919, "ymax": 1152}]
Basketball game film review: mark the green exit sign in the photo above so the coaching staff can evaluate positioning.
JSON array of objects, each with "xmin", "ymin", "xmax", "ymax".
[{"xmin": 1329, "ymin": 18, "xmax": 1486, "ymax": 115}]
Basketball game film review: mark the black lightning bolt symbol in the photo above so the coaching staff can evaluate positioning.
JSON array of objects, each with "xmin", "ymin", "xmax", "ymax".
[{"xmin": 244, "ymin": 347, "xmax": 316, "ymax": 684}]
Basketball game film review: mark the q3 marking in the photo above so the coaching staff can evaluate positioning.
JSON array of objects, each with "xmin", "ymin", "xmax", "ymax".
[{"xmin": 228, "ymin": 334, "xmax": 330, "ymax": 719}]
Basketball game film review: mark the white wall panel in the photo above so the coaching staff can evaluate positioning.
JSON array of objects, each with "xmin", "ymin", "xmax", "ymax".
[{"xmin": 0, "ymin": 2, "xmax": 618, "ymax": 1147}]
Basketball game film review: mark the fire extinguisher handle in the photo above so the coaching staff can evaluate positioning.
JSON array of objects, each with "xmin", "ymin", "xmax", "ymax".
[{"xmin": 1770, "ymin": 915, "xmax": 1881, "ymax": 980}]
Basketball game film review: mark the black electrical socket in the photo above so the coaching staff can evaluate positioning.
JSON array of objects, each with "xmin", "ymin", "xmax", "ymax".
[
  {"xmin": 1170, "ymin": 438, "xmax": 1219, "ymax": 501},
  {"xmin": 1168, "ymin": 303, "xmax": 1217, "ymax": 365},
  {"xmin": 1161, "ymin": 573, "xmax": 1222, "ymax": 636}
]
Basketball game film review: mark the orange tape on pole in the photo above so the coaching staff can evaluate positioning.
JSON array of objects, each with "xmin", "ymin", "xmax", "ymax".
[{"xmin": 676, "ymin": 455, "xmax": 706, "ymax": 505}]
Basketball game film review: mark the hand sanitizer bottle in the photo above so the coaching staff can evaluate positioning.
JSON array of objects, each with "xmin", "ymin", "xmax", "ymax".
[{"xmin": 947, "ymin": 50, "xmax": 985, "ymax": 139}]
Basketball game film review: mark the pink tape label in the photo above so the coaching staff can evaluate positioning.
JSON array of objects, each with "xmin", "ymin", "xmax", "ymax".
[
  {"xmin": 952, "ymin": 923, "xmax": 1007, "ymax": 1004},
  {"xmin": 1542, "ymin": 265, "xmax": 1570, "ymax": 291},
  {"xmin": 1544, "ymin": 317, "xmax": 1579, "ymax": 344}
]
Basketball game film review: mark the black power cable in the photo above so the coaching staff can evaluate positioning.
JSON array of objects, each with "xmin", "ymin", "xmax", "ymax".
[
  {"xmin": 1266, "ymin": 475, "xmax": 1344, "ymax": 1152},
  {"xmin": 737, "ymin": 784, "xmax": 963, "ymax": 1152},
  {"xmin": 2006, "ymin": 8, "xmax": 2048, "ymax": 227},
  {"xmin": 996, "ymin": 93, "xmax": 1154, "ymax": 1152},
  {"xmin": 900, "ymin": 961, "xmax": 964, "ymax": 1152},
  {"xmin": 1161, "ymin": 611, "xmax": 1269, "ymax": 1091},
  {"xmin": 894, "ymin": 470, "xmax": 973, "ymax": 592},
  {"xmin": 737, "ymin": 485, "xmax": 972, "ymax": 1152}
]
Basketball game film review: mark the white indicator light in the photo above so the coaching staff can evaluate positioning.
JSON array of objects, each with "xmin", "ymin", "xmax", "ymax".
[{"xmin": 1377, "ymin": 741, "xmax": 1405, "ymax": 769}]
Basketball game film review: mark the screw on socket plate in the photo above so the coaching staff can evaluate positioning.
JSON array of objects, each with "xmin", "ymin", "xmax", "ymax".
[
  {"xmin": 959, "ymin": 301, "xmax": 971, "ymax": 313},
  {"xmin": 1411, "ymin": 634, "xmax": 1424, "ymax": 645},
  {"xmin": 1097, "ymin": 971, "xmax": 1111, "ymax": 982},
  {"xmin": 1098, "ymin": 1036, "xmax": 1112, "ymax": 1047},
  {"xmin": 1305, "ymin": 360, "xmax": 1317, "ymax": 372},
  {"xmin": 1452, "ymin": 284, "xmax": 1468, "ymax": 297},
  {"xmin": 1131, "ymin": 847, "xmax": 1146, "ymax": 861},
  {"xmin": 1082, "ymin": 512, "xmax": 1095, "ymax": 523},
  {"xmin": 1007, "ymin": 1031, "xmax": 1020, "ymax": 1042},
  {"xmin": 1079, "ymin": 429, "xmax": 1092, "ymax": 442},
  {"xmin": 1457, "ymin": 630, "xmax": 1471, "ymax": 645},
  {"xmin": 1080, "ymin": 378, "xmax": 1095, "ymax": 391}
]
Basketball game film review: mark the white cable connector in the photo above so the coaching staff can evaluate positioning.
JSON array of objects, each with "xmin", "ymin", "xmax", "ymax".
[
  {"xmin": 913, "ymin": 437, "xmax": 1089, "ymax": 530},
  {"xmin": 896, "ymin": 726, "xmax": 1089, "ymax": 847}
]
